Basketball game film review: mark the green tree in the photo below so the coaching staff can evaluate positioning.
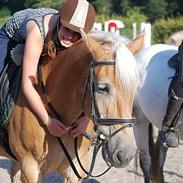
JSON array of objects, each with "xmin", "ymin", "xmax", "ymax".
[
  {"xmin": 4, "ymin": 0, "xmax": 25, "ymax": 13},
  {"xmin": 126, "ymin": 6, "xmax": 147, "ymax": 23},
  {"xmin": 0, "ymin": 6, "xmax": 11, "ymax": 16},
  {"xmin": 144, "ymin": 0, "xmax": 168, "ymax": 21},
  {"xmin": 177, "ymin": 1, "xmax": 183, "ymax": 15},
  {"xmin": 166, "ymin": 0, "xmax": 178, "ymax": 15},
  {"xmin": 24, "ymin": 0, "xmax": 38, "ymax": 8},
  {"xmin": 90, "ymin": 0, "xmax": 112, "ymax": 15},
  {"xmin": 24, "ymin": 0, "xmax": 64, "ymax": 9},
  {"xmin": 119, "ymin": 0, "xmax": 130, "ymax": 15}
]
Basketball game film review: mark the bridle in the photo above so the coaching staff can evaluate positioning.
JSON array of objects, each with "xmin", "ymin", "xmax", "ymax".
[
  {"xmin": 38, "ymin": 59, "xmax": 136, "ymax": 180},
  {"xmin": 87, "ymin": 60, "xmax": 136, "ymax": 128}
]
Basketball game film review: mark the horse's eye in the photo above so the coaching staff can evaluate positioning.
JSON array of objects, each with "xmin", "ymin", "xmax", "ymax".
[{"xmin": 96, "ymin": 83, "xmax": 110, "ymax": 93}]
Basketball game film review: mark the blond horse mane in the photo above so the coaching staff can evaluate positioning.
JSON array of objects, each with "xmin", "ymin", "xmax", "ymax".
[{"xmin": 90, "ymin": 31, "xmax": 139, "ymax": 98}]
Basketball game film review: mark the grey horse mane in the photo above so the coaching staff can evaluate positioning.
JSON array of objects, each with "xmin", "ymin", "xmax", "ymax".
[{"xmin": 89, "ymin": 30, "xmax": 130, "ymax": 45}]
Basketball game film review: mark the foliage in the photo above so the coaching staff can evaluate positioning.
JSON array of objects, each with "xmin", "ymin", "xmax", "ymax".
[
  {"xmin": 0, "ymin": 0, "xmax": 183, "ymax": 43},
  {"xmin": 119, "ymin": 7, "xmax": 147, "ymax": 39},
  {"xmin": 144, "ymin": 0, "xmax": 168, "ymax": 21},
  {"xmin": 91, "ymin": 0, "xmax": 112, "ymax": 15},
  {"xmin": 24, "ymin": 0, "xmax": 38, "ymax": 8},
  {"xmin": 4, "ymin": 0, "xmax": 25, "ymax": 13},
  {"xmin": 166, "ymin": 0, "xmax": 178, "ymax": 16},
  {"xmin": 0, "ymin": 0, "xmax": 182, "ymax": 21},
  {"xmin": 110, "ymin": 0, "xmax": 129, "ymax": 15},
  {"xmin": 24, "ymin": 0, "xmax": 64, "ymax": 9},
  {"xmin": 0, "ymin": 7, "xmax": 10, "ymax": 26},
  {"xmin": 152, "ymin": 16, "xmax": 183, "ymax": 44},
  {"xmin": 0, "ymin": 16, "xmax": 9, "ymax": 26},
  {"xmin": 0, "ymin": 7, "xmax": 11, "ymax": 17},
  {"xmin": 125, "ymin": 7, "xmax": 147, "ymax": 23}
]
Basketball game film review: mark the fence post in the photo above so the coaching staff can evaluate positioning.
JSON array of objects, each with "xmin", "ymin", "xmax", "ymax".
[{"xmin": 141, "ymin": 22, "xmax": 151, "ymax": 48}]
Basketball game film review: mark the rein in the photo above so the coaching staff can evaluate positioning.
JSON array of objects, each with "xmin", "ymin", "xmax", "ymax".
[
  {"xmin": 38, "ymin": 64, "xmax": 85, "ymax": 179},
  {"xmin": 37, "ymin": 59, "xmax": 136, "ymax": 180},
  {"xmin": 38, "ymin": 63, "xmax": 111, "ymax": 179}
]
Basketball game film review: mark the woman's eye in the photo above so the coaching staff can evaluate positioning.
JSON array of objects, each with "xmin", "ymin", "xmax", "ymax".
[{"xmin": 96, "ymin": 83, "xmax": 110, "ymax": 93}]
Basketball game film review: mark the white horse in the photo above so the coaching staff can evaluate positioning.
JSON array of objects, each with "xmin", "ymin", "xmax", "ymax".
[{"xmin": 134, "ymin": 44, "xmax": 179, "ymax": 183}]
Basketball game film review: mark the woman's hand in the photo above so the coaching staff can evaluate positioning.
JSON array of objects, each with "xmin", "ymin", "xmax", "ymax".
[
  {"xmin": 45, "ymin": 117, "xmax": 72, "ymax": 137},
  {"xmin": 70, "ymin": 115, "xmax": 89, "ymax": 138}
]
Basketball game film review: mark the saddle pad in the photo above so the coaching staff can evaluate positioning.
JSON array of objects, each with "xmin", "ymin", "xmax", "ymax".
[
  {"xmin": 0, "ymin": 44, "xmax": 23, "ymax": 127},
  {"xmin": 0, "ymin": 62, "xmax": 21, "ymax": 127}
]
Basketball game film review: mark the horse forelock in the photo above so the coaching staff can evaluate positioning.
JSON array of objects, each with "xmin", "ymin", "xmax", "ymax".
[
  {"xmin": 114, "ymin": 42, "xmax": 139, "ymax": 97},
  {"xmin": 90, "ymin": 31, "xmax": 139, "ymax": 97},
  {"xmin": 90, "ymin": 31, "xmax": 130, "ymax": 45}
]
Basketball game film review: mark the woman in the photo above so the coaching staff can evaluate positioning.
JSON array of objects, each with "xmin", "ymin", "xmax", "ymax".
[{"xmin": 0, "ymin": 0, "xmax": 96, "ymax": 138}]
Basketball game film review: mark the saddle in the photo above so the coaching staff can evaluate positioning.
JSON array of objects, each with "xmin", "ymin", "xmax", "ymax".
[
  {"xmin": 0, "ymin": 45, "xmax": 24, "ymax": 159},
  {"xmin": 0, "ymin": 44, "xmax": 24, "ymax": 127}
]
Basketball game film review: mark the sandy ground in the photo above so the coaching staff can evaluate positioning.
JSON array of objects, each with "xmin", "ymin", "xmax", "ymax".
[{"xmin": 0, "ymin": 142, "xmax": 183, "ymax": 183}]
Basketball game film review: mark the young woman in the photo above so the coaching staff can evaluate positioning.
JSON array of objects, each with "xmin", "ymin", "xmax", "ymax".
[{"xmin": 0, "ymin": 0, "xmax": 95, "ymax": 137}]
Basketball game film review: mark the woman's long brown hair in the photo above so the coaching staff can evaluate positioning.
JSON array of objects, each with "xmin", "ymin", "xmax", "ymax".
[{"xmin": 42, "ymin": 14, "xmax": 64, "ymax": 59}]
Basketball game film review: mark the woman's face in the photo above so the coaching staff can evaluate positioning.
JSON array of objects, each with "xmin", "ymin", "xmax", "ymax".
[{"xmin": 58, "ymin": 25, "xmax": 81, "ymax": 48}]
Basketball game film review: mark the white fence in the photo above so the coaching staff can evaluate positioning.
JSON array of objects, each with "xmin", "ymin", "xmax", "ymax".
[{"xmin": 93, "ymin": 20, "xmax": 151, "ymax": 48}]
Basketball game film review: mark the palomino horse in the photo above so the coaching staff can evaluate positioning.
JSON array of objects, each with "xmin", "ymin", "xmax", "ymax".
[
  {"xmin": 1, "ymin": 31, "xmax": 143, "ymax": 183},
  {"xmin": 134, "ymin": 44, "xmax": 178, "ymax": 183}
]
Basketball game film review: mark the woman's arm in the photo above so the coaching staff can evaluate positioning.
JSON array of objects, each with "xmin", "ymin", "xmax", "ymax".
[
  {"xmin": 22, "ymin": 21, "xmax": 48, "ymax": 123},
  {"xmin": 22, "ymin": 21, "xmax": 70, "ymax": 136}
]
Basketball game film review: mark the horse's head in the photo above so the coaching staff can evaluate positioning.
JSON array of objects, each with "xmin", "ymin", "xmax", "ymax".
[
  {"xmin": 43, "ymin": 31, "xmax": 143, "ymax": 168},
  {"xmin": 79, "ymin": 30, "xmax": 143, "ymax": 167}
]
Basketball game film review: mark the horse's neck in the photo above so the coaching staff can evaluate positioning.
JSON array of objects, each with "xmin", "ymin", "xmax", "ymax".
[{"xmin": 41, "ymin": 43, "xmax": 91, "ymax": 124}]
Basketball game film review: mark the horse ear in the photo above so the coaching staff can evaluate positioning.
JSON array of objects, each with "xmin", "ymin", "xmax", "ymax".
[
  {"xmin": 80, "ymin": 29, "xmax": 88, "ymax": 44},
  {"xmin": 128, "ymin": 33, "xmax": 145, "ymax": 55},
  {"xmin": 80, "ymin": 29, "xmax": 104, "ymax": 58}
]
